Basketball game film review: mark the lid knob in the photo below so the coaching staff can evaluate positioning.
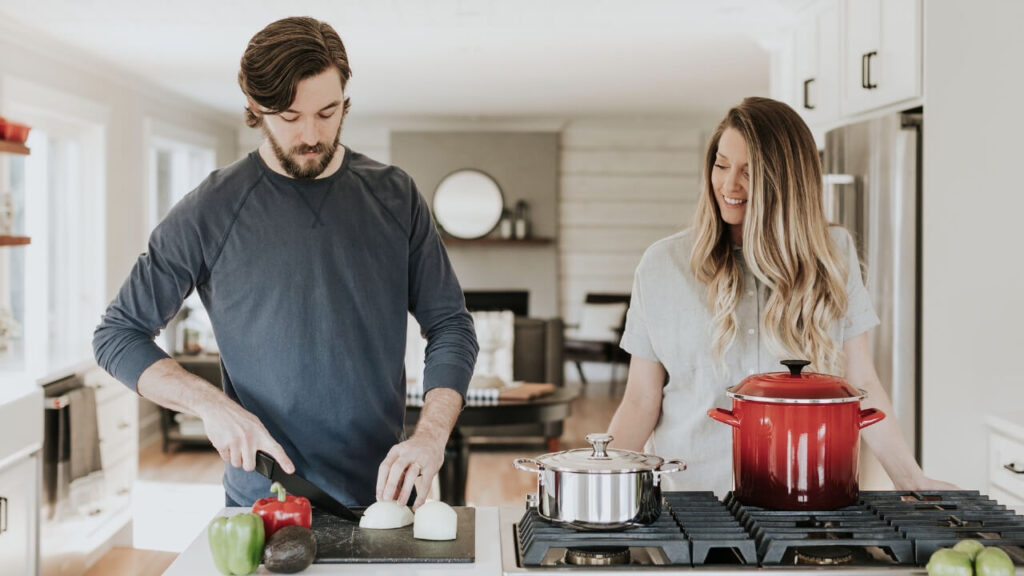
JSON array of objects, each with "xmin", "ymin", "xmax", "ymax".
[
  {"xmin": 585, "ymin": 433, "xmax": 613, "ymax": 459},
  {"xmin": 781, "ymin": 359, "xmax": 811, "ymax": 376}
]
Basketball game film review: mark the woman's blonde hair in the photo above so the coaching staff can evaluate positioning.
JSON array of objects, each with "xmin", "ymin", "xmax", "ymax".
[{"xmin": 690, "ymin": 97, "xmax": 849, "ymax": 373}]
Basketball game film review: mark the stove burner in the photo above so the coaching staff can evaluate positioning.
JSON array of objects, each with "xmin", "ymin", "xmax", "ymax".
[
  {"xmin": 795, "ymin": 546, "xmax": 854, "ymax": 565},
  {"xmin": 563, "ymin": 546, "xmax": 631, "ymax": 566}
]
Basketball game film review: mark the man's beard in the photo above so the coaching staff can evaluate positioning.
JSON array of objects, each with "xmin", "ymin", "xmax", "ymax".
[{"xmin": 263, "ymin": 120, "xmax": 343, "ymax": 180}]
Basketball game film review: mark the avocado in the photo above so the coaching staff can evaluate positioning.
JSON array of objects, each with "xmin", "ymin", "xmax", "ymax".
[{"xmin": 262, "ymin": 525, "xmax": 317, "ymax": 574}]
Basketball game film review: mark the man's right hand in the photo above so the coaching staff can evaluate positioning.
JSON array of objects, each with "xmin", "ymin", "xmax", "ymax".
[
  {"xmin": 137, "ymin": 358, "xmax": 295, "ymax": 474},
  {"xmin": 197, "ymin": 396, "xmax": 295, "ymax": 474}
]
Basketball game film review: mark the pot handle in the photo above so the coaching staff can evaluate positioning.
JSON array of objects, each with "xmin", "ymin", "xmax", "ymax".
[
  {"xmin": 513, "ymin": 458, "xmax": 544, "ymax": 474},
  {"xmin": 653, "ymin": 459, "xmax": 687, "ymax": 486},
  {"xmin": 858, "ymin": 408, "xmax": 886, "ymax": 429},
  {"xmin": 707, "ymin": 408, "xmax": 740, "ymax": 427}
]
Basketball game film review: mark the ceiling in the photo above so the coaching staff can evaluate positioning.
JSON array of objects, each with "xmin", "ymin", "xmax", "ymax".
[{"xmin": 0, "ymin": 1, "xmax": 807, "ymax": 120}]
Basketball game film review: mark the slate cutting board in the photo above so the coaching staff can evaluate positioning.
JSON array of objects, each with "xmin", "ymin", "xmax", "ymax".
[{"xmin": 312, "ymin": 506, "xmax": 475, "ymax": 563}]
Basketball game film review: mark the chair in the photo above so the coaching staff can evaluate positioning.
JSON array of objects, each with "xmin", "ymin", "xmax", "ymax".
[
  {"xmin": 449, "ymin": 316, "xmax": 566, "ymax": 450},
  {"xmin": 563, "ymin": 293, "xmax": 631, "ymax": 386}
]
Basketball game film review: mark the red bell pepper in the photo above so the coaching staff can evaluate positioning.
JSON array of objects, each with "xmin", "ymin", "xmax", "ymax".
[{"xmin": 252, "ymin": 481, "xmax": 312, "ymax": 538}]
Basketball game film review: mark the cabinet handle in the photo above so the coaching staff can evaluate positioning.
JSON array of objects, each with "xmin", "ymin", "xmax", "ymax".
[
  {"xmin": 864, "ymin": 51, "xmax": 878, "ymax": 89},
  {"xmin": 0, "ymin": 496, "xmax": 7, "ymax": 535},
  {"xmin": 117, "ymin": 420, "xmax": 131, "ymax": 430},
  {"xmin": 803, "ymin": 78, "xmax": 816, "ymax": 110},
  {"xmin": 1004, "ymin": 462, "xmax": 1024, "ymax": 474},
  {"xmin": 861, "ymin": 53, "xmax": 869, "ymax": 88}
]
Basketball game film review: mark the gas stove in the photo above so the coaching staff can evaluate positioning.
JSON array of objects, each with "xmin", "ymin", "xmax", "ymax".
[{"xmin": 499, "ymin": 491, "xmax": 1024, "ymax": 574}]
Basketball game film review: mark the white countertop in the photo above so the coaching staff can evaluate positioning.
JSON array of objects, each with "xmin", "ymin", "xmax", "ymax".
[{"xmin": 163, "ymin": 507, "xmax": 502, "ymax": 576}]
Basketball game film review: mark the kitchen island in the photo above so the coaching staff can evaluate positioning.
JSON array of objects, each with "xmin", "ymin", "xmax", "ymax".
[{"xmin": 167, "ymin": 504, "xmax": 1024, "ymax": 575}]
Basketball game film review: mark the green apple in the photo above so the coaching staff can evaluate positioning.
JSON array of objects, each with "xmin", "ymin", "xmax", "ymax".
[
  {"xmin": 975, "ymin": 546, "xmax": 1015, "ymax": 576},
  {"xmin": 926, "ymin": 549, "xmax": 974, "ymax": 576},
  {"xmin": 952, "ymin": 539, "xmax": 985, "ymax": 561}
]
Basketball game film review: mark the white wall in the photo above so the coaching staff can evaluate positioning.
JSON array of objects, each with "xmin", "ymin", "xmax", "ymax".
[{"xmin": 921, "ymin": 1, "xmax": 1024, "ymax": 490}]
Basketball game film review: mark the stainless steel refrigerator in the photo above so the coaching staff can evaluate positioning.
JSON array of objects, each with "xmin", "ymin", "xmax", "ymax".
[{"xmin": 822, "ymin": 110, "xmax": 922, "ymax": 487}]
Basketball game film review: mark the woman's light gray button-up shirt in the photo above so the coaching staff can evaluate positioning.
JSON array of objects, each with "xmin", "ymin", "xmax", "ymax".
[{"xmin": 619, "ymin": 225, "xmax": 879, "ymax": 496}]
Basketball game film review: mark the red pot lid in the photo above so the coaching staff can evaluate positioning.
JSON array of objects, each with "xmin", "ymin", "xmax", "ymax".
[{"xmin": 727, "ymin": 360, "xmax": 865, "ymax": 404}]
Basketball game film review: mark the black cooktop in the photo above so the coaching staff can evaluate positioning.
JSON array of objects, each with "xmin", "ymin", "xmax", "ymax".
[{"xmin": 514, "ymin": 490, "xmax": 1024, "ymax": 568}]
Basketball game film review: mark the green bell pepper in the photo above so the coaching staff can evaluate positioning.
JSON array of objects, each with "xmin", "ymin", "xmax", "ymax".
[{"xmin": 207, "ymin": 512, "xmax": 265, "ymax": 575}]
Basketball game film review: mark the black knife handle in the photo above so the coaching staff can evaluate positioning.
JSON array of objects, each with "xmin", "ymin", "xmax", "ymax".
[{"xmin": 255, "ymin": 450, "xmax": 277, "ymax": 479}]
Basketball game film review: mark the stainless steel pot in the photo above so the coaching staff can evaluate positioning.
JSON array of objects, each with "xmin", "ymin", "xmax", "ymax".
[{"xmin": 513, "ymin": 433, "xmax": 685, "ymax": 530}]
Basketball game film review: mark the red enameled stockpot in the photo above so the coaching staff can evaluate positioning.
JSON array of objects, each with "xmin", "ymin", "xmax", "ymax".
[{"xmin": 708, "ymin": 360, "xmax": 885, "ymax": 510}]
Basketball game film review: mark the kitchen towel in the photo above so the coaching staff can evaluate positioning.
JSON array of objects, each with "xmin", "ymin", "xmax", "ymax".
[{"xmin": 68, "ymin": 384, "xmax": 103, "ymax": 481}]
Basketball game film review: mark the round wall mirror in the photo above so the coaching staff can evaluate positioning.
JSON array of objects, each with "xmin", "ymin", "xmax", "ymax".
[{"xmin": 432, "ymin": 169, "xmax": 504, "ymax": 239}]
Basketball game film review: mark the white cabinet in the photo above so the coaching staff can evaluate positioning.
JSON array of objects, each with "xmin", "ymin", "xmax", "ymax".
[
  {"xmin": 841, "ymin": 0, "xmax": 922, "ymax": 116},
  {"xmin": 987, "ymin": 412, "xmax": 1024, "ymax": 512},
  {"xmin": 0, "ymin": 453, "xmax": 39, "ymax": 576},
  {"xmin": 792, "ymin": 0, "xmax": 841, "ymax": 129}
]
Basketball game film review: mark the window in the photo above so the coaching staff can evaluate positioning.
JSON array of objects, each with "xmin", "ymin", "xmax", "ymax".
[
  {"xmin": 145, "ymin": 122, "xmax": 216, "ymax": 354},
  {"xmin": 0, "ymin": 79, "xmax": 107, "ymax": 375}
]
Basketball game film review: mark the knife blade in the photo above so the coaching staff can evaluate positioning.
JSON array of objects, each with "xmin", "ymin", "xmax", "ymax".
[{"xmin": 254, "ymin": 450, "xmax": 362, "ymax": 522}]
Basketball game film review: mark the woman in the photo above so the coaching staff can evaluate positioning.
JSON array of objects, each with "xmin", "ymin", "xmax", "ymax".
[{"xmin": 607, "ymin": 97, "xmax": 952, "ymax": 494}]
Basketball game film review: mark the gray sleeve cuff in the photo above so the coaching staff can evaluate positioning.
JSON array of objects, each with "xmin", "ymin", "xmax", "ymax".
[
  {"xmin": 109, "ymin": 340, "xmax": 171, "ymax": 393},
  {"xmin": 422, "ymin": 361, "xmax": 473, "ymax": 403}
]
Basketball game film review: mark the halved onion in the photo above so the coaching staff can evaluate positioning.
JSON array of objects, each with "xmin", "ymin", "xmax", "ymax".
[
  {"xmin": 413, "ymin": 500, "xmax": 458, "ymax": 541},
  {"xmin": 359, "ymin": 500, "xmax": 414, "ymax": 529}
]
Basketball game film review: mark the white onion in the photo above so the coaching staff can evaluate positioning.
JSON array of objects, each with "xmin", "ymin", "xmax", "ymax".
[
  {"xmin": 413, "ymin": 500, "xmax": 458, "ymax": 541},
  {"xmin": 359, "ymin": 500, "xmax": 414, "ymax": 529}
]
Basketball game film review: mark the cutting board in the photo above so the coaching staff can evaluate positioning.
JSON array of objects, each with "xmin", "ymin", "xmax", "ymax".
[{"xmin": 312, "ymin": 506, "xmax": 475, "ymax": 563}]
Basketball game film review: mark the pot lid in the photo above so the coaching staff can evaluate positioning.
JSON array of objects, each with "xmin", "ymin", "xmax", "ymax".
[
  {"xmin": 535, "ymin": 433, "xmax": 664, "ymax": 473},
  {"xmin": 727, "ymin": 360, "xmax": 866, "ymax": 404}
]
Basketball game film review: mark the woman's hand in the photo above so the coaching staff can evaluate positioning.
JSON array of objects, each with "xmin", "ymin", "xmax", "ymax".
[{"xmin": 897, "ymin": 475, "xmax": 960, "ymax": 491}]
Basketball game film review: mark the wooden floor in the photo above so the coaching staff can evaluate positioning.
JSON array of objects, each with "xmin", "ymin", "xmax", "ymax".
[{"xmin": 91, "ymin": 380, "xmax": 625, "ymax": 576}]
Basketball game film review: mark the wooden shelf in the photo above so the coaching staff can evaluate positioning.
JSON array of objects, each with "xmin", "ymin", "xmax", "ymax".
[
  {"xmin": 0, "ymin": 140, "xmax": 30, "ymax": 155},
  {"xmin": 442, "ymin": 236, "xmax": 553, "ymax": 246},
  {"xmin": 0, "ymin": 235, "xmax": 30, "ymax": 246}
]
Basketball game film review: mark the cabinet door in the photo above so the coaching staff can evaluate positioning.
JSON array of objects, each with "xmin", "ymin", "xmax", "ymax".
[
  {"xmin": 794, "ymin": 0, "xmax": 840, "ymax": 130},
  {"xmin": 876, "ymin": 0, "xmax": 921, "ymax": 105},
  {"xmin": 842, "ymin": 0, "xmax": 882, "ymax": 115},
  {"xmin": 842, "ymin": 0, "xmax": 921, "ymax": 116},
  {"xmin": 0, "ymin": 455, "xmax": 37, "ymax": 576},
  {"xmin": 770, "ymin": 33, "xmax": 798, "ymax": 110}
]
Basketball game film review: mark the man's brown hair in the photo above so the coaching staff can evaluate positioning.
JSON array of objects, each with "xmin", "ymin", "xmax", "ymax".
[{"xmin": 238, "ymin": 17, "xmax": 352, "ymax": 128}]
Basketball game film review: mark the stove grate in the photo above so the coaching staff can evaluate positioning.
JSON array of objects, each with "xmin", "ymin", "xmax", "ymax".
[
  {"xmin": 861, "ymin": 490, "xmax": 1024, "ymax": 563},
  {"xmin": 725, "ymin": 493, "xmax": 914, "ymax": 565},
  {"xmin": 515, "ymin": 505, "xmax": 690, "ymax": 566},
  {"xmin": 664, "ymin": 491, "xmax": 758, "ymax": 565}
]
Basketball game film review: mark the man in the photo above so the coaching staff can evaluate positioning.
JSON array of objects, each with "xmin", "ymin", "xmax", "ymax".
[{"xmin": 93, "ymin": 17, "xmax": 478, "ymax": 509}]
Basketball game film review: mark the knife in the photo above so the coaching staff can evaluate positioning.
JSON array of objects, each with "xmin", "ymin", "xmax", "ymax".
[{"xmin": 254, "ymin": 450, "xmax": 362, "ymax": 522}]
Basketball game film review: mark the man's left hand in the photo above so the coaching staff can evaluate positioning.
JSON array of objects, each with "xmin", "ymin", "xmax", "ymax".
[{"xmin": 376, "ymin": 432, "xmax": 446, "ymax": 509}]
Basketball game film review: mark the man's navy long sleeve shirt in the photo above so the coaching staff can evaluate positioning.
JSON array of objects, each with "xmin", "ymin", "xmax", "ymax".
[{"xmin": 93, "ymin": 148, "xmax": 478, "ymax": 505}]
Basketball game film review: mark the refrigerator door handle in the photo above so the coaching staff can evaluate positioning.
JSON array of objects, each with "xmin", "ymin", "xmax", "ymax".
[{"xmin": 822, "ymin": 173, "xmax": 856, "ymax": 223}]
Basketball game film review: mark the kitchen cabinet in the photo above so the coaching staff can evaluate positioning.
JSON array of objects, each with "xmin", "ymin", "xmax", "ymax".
[
  {"xmin": 792, "ymin": 0, "xmax": 841, "ymax": 129},
  {"xmin": 0, "ymin": 453, "xmax": 39, "ymax": 576},
  {"xmin": 987, "ymin": 411, "xmax": 1024, "ymax": 513},
  {"xmin": 0, "ymin": 382, "xmax": 43, "ymax": 576},
  {"xmin": 840, "ymin": 0, "xmax": 921, "ymax": 116}
]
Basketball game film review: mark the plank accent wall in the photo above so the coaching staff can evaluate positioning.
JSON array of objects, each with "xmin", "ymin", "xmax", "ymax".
[{"xmin": 558, "ymin": 122, "xmax": 708, "ymax": 328}]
